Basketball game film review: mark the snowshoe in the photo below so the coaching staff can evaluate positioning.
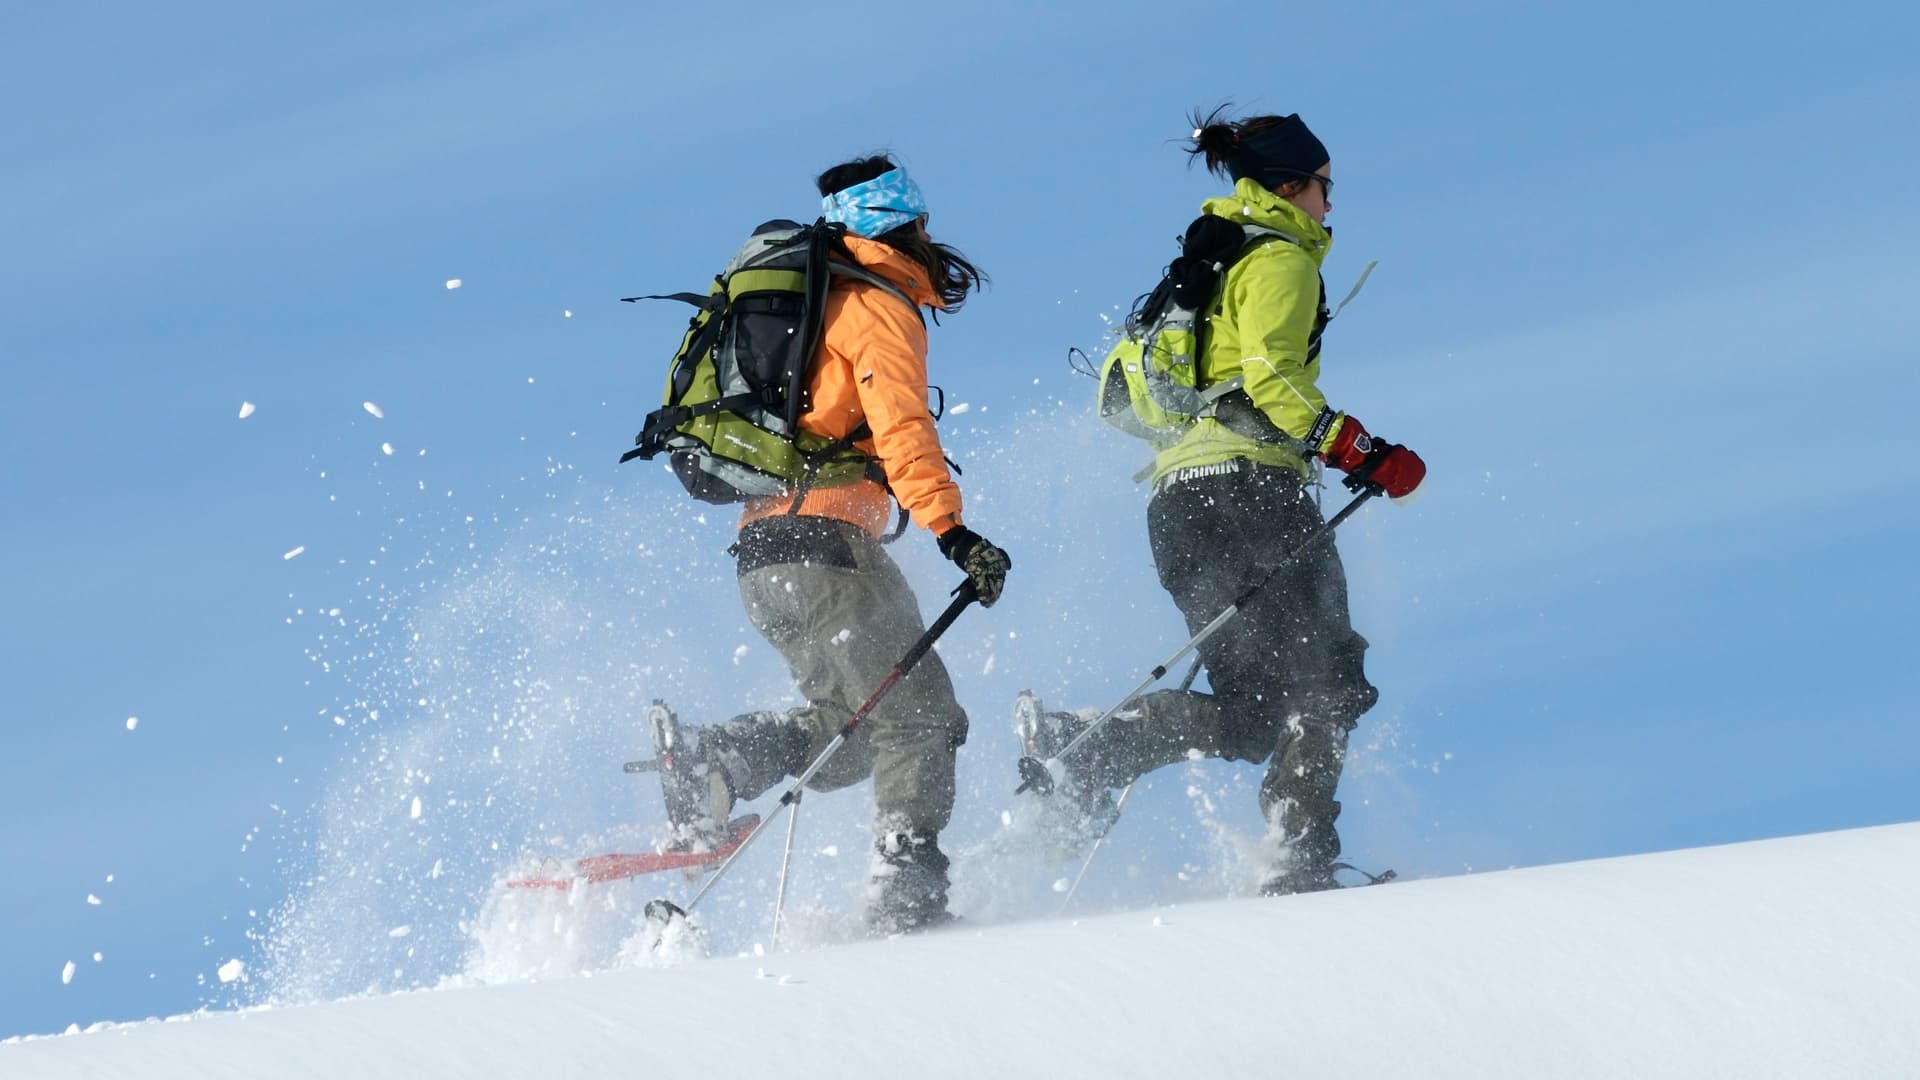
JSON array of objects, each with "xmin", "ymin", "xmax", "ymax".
[
  {"xmin": 646, "ymin": 700, "xmax": 738, "ymax": 850},
  {"xmin": 503, "ymin": 814, "xmax": 761, "ymax": 891},
  {"xmin": 1259, "ymin": 859, "xmax": 1397, "ymax": 897},
  {"xmin": 1013, "ymin": 691, "xmax": 1122, "ymax": 851}
]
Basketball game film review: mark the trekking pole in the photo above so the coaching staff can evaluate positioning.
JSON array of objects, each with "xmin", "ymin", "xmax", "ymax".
[
  {"xmin": 770, "ymin": 791, "xmax": 802, "ymax": 951},
  {"xmin": 1058, "ymin": 655, "xmax": 1202, "ymax": 913},
  {"xmin": 647, "ymin": 581, "xmax": 981, "ymax": 926},
  {"xmin": 1016, "ymin": 487, "xmax": 1377, "ymax": 797}
]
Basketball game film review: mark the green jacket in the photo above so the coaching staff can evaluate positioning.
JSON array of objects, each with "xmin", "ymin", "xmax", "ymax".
[{"xmin": 1150, "ymin": 178, "xmax": 1337, "ymax": 486}]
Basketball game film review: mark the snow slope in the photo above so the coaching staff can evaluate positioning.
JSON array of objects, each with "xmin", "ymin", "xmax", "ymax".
[{"xmin": 9, "ymin": 822, "xmax": 1918, "ymax": 1079}]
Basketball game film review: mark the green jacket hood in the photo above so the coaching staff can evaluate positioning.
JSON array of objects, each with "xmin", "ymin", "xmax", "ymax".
[{"xmin": 1200, "ymin": 178, "xmax": 1332, "ymax": 263}]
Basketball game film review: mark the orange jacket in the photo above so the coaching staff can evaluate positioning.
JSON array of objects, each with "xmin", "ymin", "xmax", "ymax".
[{"xmin": 739, "ymin": 234, "xmax": 964, "ymax": 539}]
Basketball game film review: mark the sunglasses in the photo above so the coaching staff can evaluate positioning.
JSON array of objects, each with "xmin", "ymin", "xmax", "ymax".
[
  {"xmin": 1294, "ymin": 171, "xmax": 1333, "ymax": 198},
  {"xmin": 1271, "ymin": 169, "xmax": 1332, "ymax": 198}
]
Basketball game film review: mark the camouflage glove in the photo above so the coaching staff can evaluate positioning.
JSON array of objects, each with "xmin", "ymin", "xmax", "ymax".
[{"xmin": 936, "ymin": 527, "xmax": 1011, "ymax": 607}]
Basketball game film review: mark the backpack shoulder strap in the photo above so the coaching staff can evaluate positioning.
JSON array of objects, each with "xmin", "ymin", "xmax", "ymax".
[
  {"xmin": 826, "ymin": 261, "xmax": 927, "ymax": 327},
  {"xmin": 1186, "ymin": 222, "xmax": 1302, "ymax": 311},
  {"xmin": 1229, "ymin": 223, "xmax": 1302, "ymax": 262}
]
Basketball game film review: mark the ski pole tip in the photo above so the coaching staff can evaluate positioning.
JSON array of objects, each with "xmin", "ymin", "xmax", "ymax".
[{"xmin": 644, "ymin": 898, "xmax": 687, "ymax": 924}]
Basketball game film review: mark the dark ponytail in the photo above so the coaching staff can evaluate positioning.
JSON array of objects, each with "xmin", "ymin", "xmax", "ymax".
[
  {"xmin": 815, "ymin": 154, "xmax": 989, "ymax": 312},
  {"xmin": 1186, "ymin": 104, "xmax": 1244, "ymax": 177}
]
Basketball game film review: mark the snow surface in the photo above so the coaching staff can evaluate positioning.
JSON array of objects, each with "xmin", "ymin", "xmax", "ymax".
[{"xmin": 8, "ymin": 823, "xmax": 1917, "ymax": 1078}]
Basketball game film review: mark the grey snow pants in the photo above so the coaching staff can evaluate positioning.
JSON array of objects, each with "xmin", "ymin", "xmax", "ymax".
[{"xmin": 727, "ymin": 515, "xmax": 969, "ymax": 837}]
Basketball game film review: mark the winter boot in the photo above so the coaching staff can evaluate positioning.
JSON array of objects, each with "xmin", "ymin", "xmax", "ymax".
[
  {"xmin": 1256, "ymin": 714, "xmax": 1350, "ymax": 895},
  {"xmin": 865, "ymin": 831, "xmax": 954, "ymax": 935},
  {"xmin": 1256, "ymin": 794, "xmax": 1344, "ymax": 897},
  {"xmin": 1014, "ymin": 691, "xmax": 1121, "ymax": 848}
]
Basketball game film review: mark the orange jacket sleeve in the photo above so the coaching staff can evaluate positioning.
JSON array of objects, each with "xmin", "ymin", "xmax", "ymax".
[{"xmin": 831, "ymin": 286, "xmax": 964, "ymax": 535}]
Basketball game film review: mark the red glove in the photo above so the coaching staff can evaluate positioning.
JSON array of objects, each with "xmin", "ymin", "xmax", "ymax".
[{"xmin": 1321, "ymin": 414, "xmax": 1426, "ymax": 501}]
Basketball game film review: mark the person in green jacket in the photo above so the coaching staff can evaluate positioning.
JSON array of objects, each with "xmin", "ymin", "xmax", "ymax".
[{"xmin": 1021, "ymin": 108, "xmax": 1426, "ymax": 895}]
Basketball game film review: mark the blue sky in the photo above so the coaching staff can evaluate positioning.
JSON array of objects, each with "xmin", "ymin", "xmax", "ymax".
[{"xmin": 4, "ymin": 0, "xmax": 1917, "ymax": 1038}]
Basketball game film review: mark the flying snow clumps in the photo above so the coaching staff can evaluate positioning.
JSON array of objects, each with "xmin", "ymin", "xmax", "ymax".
[
  {"xmin": 216, "ymin": 958, "xmax": 246, "ymax": 983},
  {"xmin": 125, "ymin": 716, "xmax": 138, "ymax": 732},
  {"xmin": 283, "ymin": 546, "xmax": 306, "ymax": 561},
  {"xmin": 363, "ymin": 401, "xmax": 385, "ymax": 419},
  {"xmin": 237, "ymin": 401, "xmax": 256, "ymax": 419},
  {"xmin": 950, "ymin": 402, "xmax": 972, "ymax": 415},
  {"xmin": 445, "ymin": 279, "xmax": 462, "ymax": 290},
  {"xmin": 409, "ymin": 796, "xmax": 423, "ymax": 820},
  {"xmin": 61, "ymin": 961, "xmax": 75, "ymax": 985},
  {"xmin": 86, "ymin": 894, "xmax": 101, "ymax": 906},
  {"xmin": 732, "ymin": 644, "xmax": 750, "ymax": 665},
  {"xmin": 381, "ymin": 443, "xmax": 394, "ymax": 456}
]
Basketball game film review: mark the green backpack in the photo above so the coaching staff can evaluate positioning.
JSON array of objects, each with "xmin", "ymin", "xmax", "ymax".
[
  {"xmin": 1093, "ymin": 213, "xmax": 1299, "ymax": 448},
  {"xmin": 622, "ymin": 219, "xmax": 922, "ymax": 506}
]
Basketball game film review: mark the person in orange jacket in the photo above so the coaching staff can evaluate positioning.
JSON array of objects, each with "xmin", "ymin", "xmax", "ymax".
[{"xmin": 656, "ymin": 156, "xmax": 1009, "ymax": 935}]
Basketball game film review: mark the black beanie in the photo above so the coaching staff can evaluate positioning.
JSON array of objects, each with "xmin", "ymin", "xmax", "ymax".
[{"xmin": 1228, "ymin": 114, "xmax": 1329, "ymax": 189}]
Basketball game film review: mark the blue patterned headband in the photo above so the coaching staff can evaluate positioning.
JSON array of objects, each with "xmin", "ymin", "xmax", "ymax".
[{"xmin": 821, "ymin": 167, "xmax": 929, "ymax": 239}]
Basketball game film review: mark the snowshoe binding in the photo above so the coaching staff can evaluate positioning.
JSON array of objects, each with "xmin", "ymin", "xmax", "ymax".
[{"xmin": 1259, "ymin": 858, "xmax": 1397, "ymax": 897}]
